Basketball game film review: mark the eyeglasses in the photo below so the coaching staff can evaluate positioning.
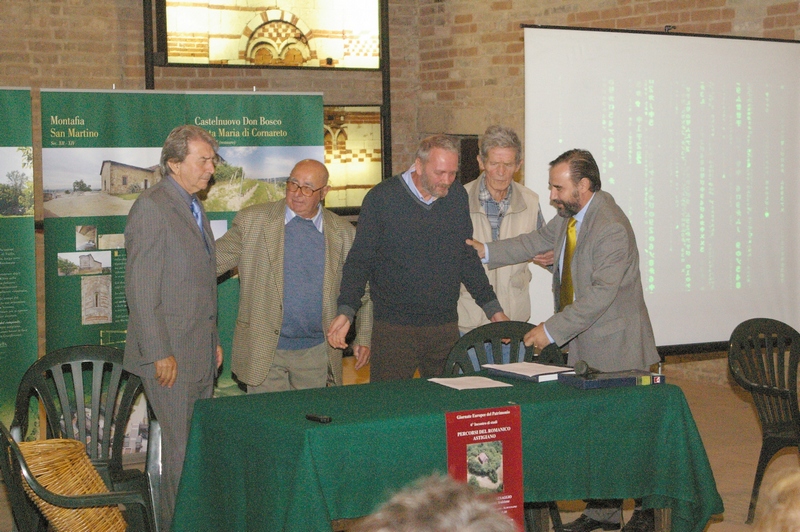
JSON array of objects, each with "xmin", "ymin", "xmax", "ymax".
[{"xmin": 286, "ymin": 180, "xmax": 326, "ymax": 197}]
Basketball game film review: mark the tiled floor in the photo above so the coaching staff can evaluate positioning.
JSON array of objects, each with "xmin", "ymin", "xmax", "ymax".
[{"xmin": 0, "ymin": 361, "xmax": 797, "ymax": 531}]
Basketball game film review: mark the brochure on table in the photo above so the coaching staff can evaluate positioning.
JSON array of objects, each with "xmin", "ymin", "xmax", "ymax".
[{"xmin": 446, "ymin": 405, "xmax": 524, "ymax": 530}]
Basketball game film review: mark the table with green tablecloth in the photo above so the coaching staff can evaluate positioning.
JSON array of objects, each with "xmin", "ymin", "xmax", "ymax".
[{"xmin": 173, "ymin": 378, "xmax": 723, "ymax": 532}]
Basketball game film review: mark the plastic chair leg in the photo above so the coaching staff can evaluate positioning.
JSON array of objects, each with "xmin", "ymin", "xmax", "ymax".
[
  {"xmin": 549, "ymin": 501, "xmax": 563, "ymax": 532},
  {"xmin": 525, "ymin": 501, "xmax": 561, "ymax": 532},
  {"xmin": 746, "ymin": 438, "xmax": 794, "ymax": 524},
  {"xmin": 146, "ymin": 419, "xmax": 163, "ymax": 532}
]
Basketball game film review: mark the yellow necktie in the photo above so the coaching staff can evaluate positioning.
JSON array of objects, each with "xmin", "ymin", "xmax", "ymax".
[{"xmin": 559, "ymin": 217, "xmax": 577, "ymax": 311}]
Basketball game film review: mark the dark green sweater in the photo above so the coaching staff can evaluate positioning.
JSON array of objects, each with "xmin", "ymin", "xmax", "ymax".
[{"xmin": 338, "ymin": 174, "xmax": 501, "ymax": 326}]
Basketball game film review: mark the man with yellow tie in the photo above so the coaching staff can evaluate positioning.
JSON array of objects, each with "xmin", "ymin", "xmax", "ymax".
[
  {"xmin": 468, "ymin": 148, "xmax": 657, "ymax": 371},
  {"xmin": 467, "ymin": 148, "xmax": 660, "ymax": 532}
]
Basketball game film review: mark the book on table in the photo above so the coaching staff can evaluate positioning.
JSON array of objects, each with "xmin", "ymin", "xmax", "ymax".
[
  {"xmin": 558, "ymin": 369, "xmax": 666, "ymax": 390},
  {"xmin": 483, "ymin": 362, "xmax": 573, "ymax": 382}
]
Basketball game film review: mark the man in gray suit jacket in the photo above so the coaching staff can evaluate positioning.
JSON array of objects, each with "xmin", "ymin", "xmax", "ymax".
[
  {"xmin": 469, "ymin": 149, "xmax": 660, "ymax": 532},
  {"xmin": 216, "ymin": 159, "xmax": 372, "ymax": 392},
  {"xmin": 124, "ymin": 125, "xmax": 223, "ymax": 531}
]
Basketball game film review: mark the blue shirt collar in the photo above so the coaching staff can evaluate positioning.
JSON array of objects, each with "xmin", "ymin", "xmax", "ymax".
[
  {"xmin": 285, "ymin": 204, "xmax": 324, "ymax": 233},
  {"xmin": 573, "ymin": 192, "xmax": 595, "ymax": 227},
  {"xmin": 402, "ymin": 166, "xmax": 437, "ymax": 205}
]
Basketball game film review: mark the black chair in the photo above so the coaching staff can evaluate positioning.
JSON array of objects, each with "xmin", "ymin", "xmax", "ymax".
[
  {"xmin": 10, "ymin": 345, "xmax": 161, "ymax": 530},
  {"xmin": 0, "ymin": 420, "xmax": 154, "ymax": 532},
  {"xmin": 444, "ymin": 321, "xmax": 530, "ymax": 375},
  {"xmin": 444, "ymin": 321, "xmax": 566, "ymax": 376},
  {"xmin": 728, "ymin": 318, "xmax": 800, "ymax": 524}
]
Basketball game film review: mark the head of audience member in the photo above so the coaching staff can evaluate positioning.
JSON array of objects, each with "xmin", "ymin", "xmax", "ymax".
[
  {"xmin": 548, "ymin": 148, "xmax": 600, "ymax": 218},
  {"xmin": 353, "ymin": 474, "xmax": 517, "ymax": 532},
  {"xmin": 160, "ymin": 125, "xmax": 220, "ymax": 195},
  {"xmin": 478, "ymin": 125, "xmax": 523, "ymax": 201},
  {"xmin": 285, "ymin": 159, "xmax": 330, "ymax": 219},
  {"xmin": 754, "ymin": 469, "xmax": 800, "ymax": 532},
  {"xmin": 413, "ymin": 135, "xmax": 460, "ymax": 200}
]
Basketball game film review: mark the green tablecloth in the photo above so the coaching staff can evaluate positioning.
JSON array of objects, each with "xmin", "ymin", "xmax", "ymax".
[{"xmin": 173, "ymin": 379, "xmax": 723, "ymax": 532}]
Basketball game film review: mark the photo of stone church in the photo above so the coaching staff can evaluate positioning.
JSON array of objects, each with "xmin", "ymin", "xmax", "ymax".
[{"xmin": 100, "ymin": 160, "xmax": 163, "ymax": 195}]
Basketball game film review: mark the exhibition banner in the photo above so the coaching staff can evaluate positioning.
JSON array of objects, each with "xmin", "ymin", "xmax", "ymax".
[
  {"xmin": 41, "ymin": 90, "xmax": 324, "ymax": 406},
  {"xmin": 0, "ymin": 88, "xmax": 35, "ymax": 425}
]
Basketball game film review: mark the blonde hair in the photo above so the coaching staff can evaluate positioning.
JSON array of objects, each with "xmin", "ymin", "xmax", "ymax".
[
  {"xmin": 754, "ymin": 469, "xmax": 800, "ymax": 532},
  {"xmin": 353, "ymin": 474, "xmax": 516, "ymax": 532}
]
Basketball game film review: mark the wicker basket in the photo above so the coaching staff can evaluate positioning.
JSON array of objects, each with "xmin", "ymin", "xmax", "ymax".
[{"xmin": 18, "ymin": 438, "xmax": 127, "ymax": 532}]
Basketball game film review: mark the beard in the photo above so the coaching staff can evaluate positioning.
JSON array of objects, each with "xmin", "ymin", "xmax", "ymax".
[
  {"xmin": 552, "ymin": 189, "xmax": 581, "ymax": 218},
  {"xmin": 419, "ymin": 173, "xmax": 451, "ymax": 199}
]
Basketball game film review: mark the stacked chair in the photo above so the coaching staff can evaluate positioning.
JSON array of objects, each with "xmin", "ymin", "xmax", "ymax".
[
  {"xmin": 3, "ymin": 345, "xmax": 160, "ymax": 531},
  {"xmin": 0, "ymin": 420, "xmax": 151, "ymax": 531}
]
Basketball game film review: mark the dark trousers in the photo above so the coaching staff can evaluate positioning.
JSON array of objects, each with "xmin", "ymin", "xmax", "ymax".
[
  {"xmin": 142, "ymin": 377, "xmax": 213, "ymax": 531},
  {"xmin": 582, "ymin": 498, "xmax": 644, "ymax": 524},
  {"xmin": 370, "ymin": 320, "xmax": 460, "ymax": 382}
]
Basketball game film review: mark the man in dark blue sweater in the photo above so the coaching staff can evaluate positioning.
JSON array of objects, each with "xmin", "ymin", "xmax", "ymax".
[{"xmin": 328, "ymin": 135, "xmax": 508, "ymax": 381}]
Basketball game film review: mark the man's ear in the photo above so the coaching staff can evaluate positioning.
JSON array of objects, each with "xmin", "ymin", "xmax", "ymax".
[{"xmin": 167, "ymin": 159, "xmax": 180, "ymax": 177}]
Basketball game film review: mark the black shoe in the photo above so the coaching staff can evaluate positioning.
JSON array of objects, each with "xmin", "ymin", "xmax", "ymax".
[
  {"xmin": 621, "ymin": 509, "xmax": 655, "ymax": 532},
  {"xmin": 562, "ymin": 515, "xmax": 621, "ymax": 532}
]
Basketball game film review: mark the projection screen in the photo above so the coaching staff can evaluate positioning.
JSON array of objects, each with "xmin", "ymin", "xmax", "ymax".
[{"xmin": 523, "ymin": 26, "xmax": 800, "ymax": 348}]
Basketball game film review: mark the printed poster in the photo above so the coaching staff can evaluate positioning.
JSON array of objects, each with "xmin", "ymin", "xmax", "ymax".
[
  {"xmin": 0, "ymin": 88, "xmax": 36, "ymax": 426},
  {"xmin": 446, "ymin": 405, "xmax": 525, "ymax": 530},
  {"xmin": 41, "ymin": 89, "xmax": 323, "ymax": 432}
]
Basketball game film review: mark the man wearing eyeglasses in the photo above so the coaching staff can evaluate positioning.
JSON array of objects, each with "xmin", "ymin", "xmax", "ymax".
[{"xmin": 216, "ymin": 159, "xmax": 372, "ymax": 393}]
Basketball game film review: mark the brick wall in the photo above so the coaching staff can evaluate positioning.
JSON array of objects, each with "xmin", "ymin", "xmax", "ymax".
[
  {"xmin": 387, "ymin": 0, "xmax": 420, "ymax": 171},
  {"xmin": 764, "ymin": 1, "xmax": 800, "ymax": 38},
  {"xmin": 0, "ymin": 0, "xmax": 797, "ymax": 360},
  {"xmin": 413, "ymin": 0, "xmax": 799, "ymax": 179},
  {"xmin": 2, "ymin": 0, "xmax": 795, "ymax": 185}
]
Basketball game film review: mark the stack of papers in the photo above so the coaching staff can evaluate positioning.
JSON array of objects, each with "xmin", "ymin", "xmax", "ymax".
[{"xmin": 428, "ymin": 376, "xmax": 514, "ymax": 390}]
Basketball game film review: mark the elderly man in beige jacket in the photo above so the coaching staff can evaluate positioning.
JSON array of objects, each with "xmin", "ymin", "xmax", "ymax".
[
  {"xmin": 216, "ymin": 159, "xmax": 372, "ymax": 392},
  {"xmin": 458, "ymin": 125, "xmax": 552, "ymax": 334}
]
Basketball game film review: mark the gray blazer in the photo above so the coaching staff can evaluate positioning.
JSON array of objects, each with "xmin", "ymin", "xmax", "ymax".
[
  {"xmin": 124, "ymin": 177, "xmax": 218, "ymax": 382},
  {"xmin": 215, "ymin": 199, "xmax": 372, "ymax": 387},
  {"xmin": 487, "ymin": 190, "xmax": 659, "ymax": 371}
]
